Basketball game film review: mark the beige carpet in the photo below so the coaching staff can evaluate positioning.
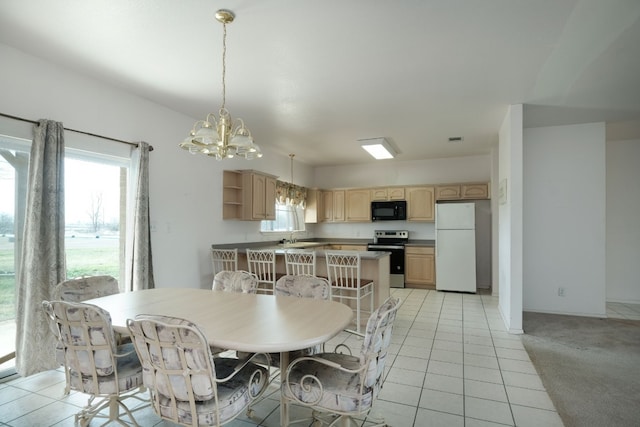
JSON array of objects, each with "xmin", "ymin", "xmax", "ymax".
[{"xmin": 522, "ymin": 312, "xmax": 640, "ymax": 427}]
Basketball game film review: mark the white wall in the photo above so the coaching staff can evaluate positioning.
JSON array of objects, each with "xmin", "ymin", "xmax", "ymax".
[
  {"xmin": 498, "ymin": 104, "xmax": 524, "ymax": 333},
  {"xmin": 606, "ymin": 139, "xmax": 640, "ymax": 303},
  {"xmin": 523, "ymin": 123, "xmax": 606, "ymax": 317},
  {"xmin": 312, "ymin": 155, "xmax": 492, "ymax": 240},
  {"xmin": 0, "ymin": 43, "xmax": 313, "ymax": 290}
]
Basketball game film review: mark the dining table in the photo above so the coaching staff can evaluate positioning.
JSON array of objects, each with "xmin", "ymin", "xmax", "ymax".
[{"xmin": 85, "ymin": 287, "xmax": 353, "ymax": 426}]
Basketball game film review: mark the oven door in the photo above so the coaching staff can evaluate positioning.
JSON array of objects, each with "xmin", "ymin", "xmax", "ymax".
[{"xmin": 367, "ymin": 244, "xmax": 405, "ymax": 288}]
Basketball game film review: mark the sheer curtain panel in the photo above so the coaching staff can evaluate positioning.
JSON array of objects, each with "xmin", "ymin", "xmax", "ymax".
[{"xmin": 15, "ymin": 119, "xmax": 66, "ymax": 376}]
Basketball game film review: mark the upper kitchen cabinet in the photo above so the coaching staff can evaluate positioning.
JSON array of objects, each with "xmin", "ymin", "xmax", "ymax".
[
  {"xmin": 435, "ymin": 182, "xmax": 490, "ymax": 200},
  {"xmin": 435, "ymin": 185, "xmax": 461, "ymax": 201},
  {"xmin": 370, "ymin": 187, "xmax": 405, "ymax": 201},
  {"xmin": 241, "ymin": 171, "xmax": 277, "ymax": 220},
  {"xmin": 304, "ymin": 188, "xmax": 321, "ymax": 223},
  {"xmin": 406, "ymin": 186, "xmax": 435, "ymax": 221},
  {"xmin": 461, "ymin": 183, "xmax": 489, "ymax": 199},
  {"xmin": 345, "ymin": 189, "xmax": 371, "ymax": 222},
  {"xmin": 320, "ymin": 189, "xmax": 345, "ymax": 222}
]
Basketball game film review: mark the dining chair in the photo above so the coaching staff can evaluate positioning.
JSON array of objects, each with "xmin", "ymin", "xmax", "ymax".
[
  {"xmin": 246, "ymin": 248, "xmax": 279, "ymax": 294},
  {"xmin": 284, "ymin": 250, "xmax": 316, "ymax": 276},
  {"xmin": 210, "ymin": 248, "xmax": 238, "ymax": 276},
  {"xmin": 282, "ymin": 296, "xmax": 401, "ymax": 427},
  {"xmin": 212, "ymin": 270, "xmax": 259, "ymax": 293},
  {"xmin": 325, "ymin": 251, "xmax": 374, "ymax": 334},
  {"xmin": 126, "ymin": 314, "xmax": 270, "ymax": 427},
  {"xmin": 51, "ymin": 275, "xmax": 125, "ymax": 395},
  {"xmin": 52, "ymin": 275, "xmax": 120, "ymax": 302},
  {"xmin": 42, "ymin": 300, "xmax": 147, "ymax": 427}
]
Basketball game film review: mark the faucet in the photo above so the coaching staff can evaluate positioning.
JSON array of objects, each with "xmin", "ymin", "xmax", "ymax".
[{"xmin": 288, "ymin": 231, "xmax": 296, "ymax": 244}]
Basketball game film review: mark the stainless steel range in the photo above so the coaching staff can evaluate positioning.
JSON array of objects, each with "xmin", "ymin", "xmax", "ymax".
[{"xmin": 367, "ymin": 230, "xmax": 409, "ymax": 288}]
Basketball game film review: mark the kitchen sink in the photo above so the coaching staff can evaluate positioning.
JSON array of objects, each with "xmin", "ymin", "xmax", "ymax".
[{"xmin": 279, "ymin": 242, "xmax": 321, "ymax": 249}]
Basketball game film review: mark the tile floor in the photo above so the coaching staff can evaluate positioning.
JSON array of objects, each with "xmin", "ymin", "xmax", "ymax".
[{"xmin": 0, "ymin": 288, "xmax": 566, "ymax": 426}]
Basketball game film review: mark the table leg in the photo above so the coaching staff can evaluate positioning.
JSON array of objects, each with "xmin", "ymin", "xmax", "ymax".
[{"xmin": 280, "ymin": 351, "xmax": 290, "ymax": 427}]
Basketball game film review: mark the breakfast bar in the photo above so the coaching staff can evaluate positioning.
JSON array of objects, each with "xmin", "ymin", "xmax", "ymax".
[{"xmin": 214, "ymin": 243, "xmax": 391, "ymax": 309}]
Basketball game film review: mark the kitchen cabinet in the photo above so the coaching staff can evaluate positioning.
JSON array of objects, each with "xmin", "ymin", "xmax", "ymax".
[
  {"xmin": 304, "ymin": 188, "xmax": 321, "ymax": 223},
  {"xmin": 461, "ymin": 183, "xmax": 489, "ymax": 199},
  {"xmin": 435, "ymin": 183, "xmax": 489, "ymax": 200},
  {"xmin": 320, "ymin": 190, "xmax": 345, "ymax": 222},
  {"xmin": 405, "ymin": 246, "xmax": 435, "ymax": 287},
  {"xmin": 370, "ymin": 187, "xmax": 405, "ymax": 201},
  {"xmin": 406, "ymin": 186, "xmax": 435, "ymax": 221},
  {"xmin": 345, "ymin": 189, "xmax": 371, "ymax": 222},
  {"xmin": 241, "ymin": 171, "xmax": 277, "ymax": 220},
  {"xmin": 435, "ymin": 185, "xmax": 461, "ymax": 201}
]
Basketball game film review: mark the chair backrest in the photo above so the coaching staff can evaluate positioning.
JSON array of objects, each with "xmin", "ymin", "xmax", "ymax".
[
  {"xmin": 246, "ymin": 249, "xmax": 277, "ymax": 294},
  {"xmin": 126, "ymin": 315, "xmax": 219, "ymax": 425},
  {"xmin": 325, "ymin": 251, "xmax": 363, "ymax": 290},
  {"xmin": 53, "ymin": 275, "xmax": 120, "ymax": 302},
  {"xmin": 42, "ymin": 300, "xmax": 118, "ymax": 393},
  {"xmin": 211, "ymin": 248, "xmax": 238, "ymax": 276},
  {"xmin": 359, "ymin": 297, "xmax": 401, "ymax": 398},
  {"xmin": 275, "ymin": 275, "xmax": 331, "ymax": 300},
  {"xmin": 284, "ymin": 250, "xmax": 316, "ymax": 276},
  {"xmin": 212, "ymin": 270, "xmax": 259, "ymax": 293}
]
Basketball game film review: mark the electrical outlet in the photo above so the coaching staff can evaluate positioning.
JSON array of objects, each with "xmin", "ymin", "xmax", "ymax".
[{"xmin": 558, "ymin": 287, "xmax": 566, "ymax": 297}]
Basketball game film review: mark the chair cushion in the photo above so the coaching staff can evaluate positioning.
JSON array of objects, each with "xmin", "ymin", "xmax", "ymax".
[
  {"xmin": 154, "ymin": 358, "xmax": 268, "ymax": 426},
  {"xmin": 275, "ymin": 275, "xmax": 330, "ymax": 299},
  {"xmin": 282, "ymin": 352, "xmax": 372, "ymax": 413},
  {"xmin": 69, "ymin": 342, "xmax": 143, "ymax": 395}
]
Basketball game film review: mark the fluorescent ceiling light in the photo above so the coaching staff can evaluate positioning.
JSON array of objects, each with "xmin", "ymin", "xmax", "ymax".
[{"xmin": 359, "ymin": 137, "xmax": 396, "ymax": 159}]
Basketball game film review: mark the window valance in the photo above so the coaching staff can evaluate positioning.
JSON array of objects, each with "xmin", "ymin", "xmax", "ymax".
[{"xmin": 276, "ymin": 180, "xmax": 307, "ymax": 208}]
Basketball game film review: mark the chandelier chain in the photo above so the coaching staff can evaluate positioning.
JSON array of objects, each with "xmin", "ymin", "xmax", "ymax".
[{"xmin": 221, "ymin": 21, "xmax": 227, "ymax": 111}]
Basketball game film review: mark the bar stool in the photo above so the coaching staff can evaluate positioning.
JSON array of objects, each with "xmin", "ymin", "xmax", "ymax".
[
  {"xmin": 246, "ymin": 248, "xmax": 279, "ymax": 294},
  {"xmin": 284, "ymin": 250, "xmax": 316, "ymax": 276},
  {"xmin": 211, "ymin": 248, "xmax": 238, "ymax": 276},
  {"xmin": 325, "ymin": 251, "xmax": 374, "ymax": 334}
]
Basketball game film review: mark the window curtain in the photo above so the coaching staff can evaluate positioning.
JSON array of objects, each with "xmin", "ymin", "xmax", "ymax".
[
  {"xmin": 15, "ymin": 120, "xmax": 66, "ymax": 377},
  {"xmin": 124, "ymin": 141, "xmax": 154, "ymax": 291},
  {"xmin": 276, "ymin": 180, "xmax": 307, "ymax": 207}
]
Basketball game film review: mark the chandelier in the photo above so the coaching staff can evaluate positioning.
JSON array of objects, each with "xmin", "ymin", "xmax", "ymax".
[
  {"xmin": 179, "ymin": 9, "xmax": 262, "ymax": 160},
  {"xmin": 276, "ymin": 154, "xmax": 306, "ymax": 207}
]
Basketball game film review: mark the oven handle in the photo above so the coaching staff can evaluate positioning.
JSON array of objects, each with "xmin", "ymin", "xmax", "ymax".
[{"xmin": 367, "ymin": 245, "xmax": 405, "ymax": 250}]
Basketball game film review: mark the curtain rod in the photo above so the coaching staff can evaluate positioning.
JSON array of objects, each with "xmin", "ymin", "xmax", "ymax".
[{"xmin": 0, "ymin": 112, "xmax": 154, "ymax": 151}]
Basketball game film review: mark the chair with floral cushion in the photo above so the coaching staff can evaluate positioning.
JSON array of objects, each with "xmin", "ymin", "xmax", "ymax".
[
  {"xmin": 211, "ymin": 270, "xmax": 259, "ymax": 294},
  {"xmin": 53, "ymin": 275, "xmax": 120, "ymax": 302},
  {"xmin": 126, "ymin": 314, "xmax": 270, "ymax": 427},
  {"xmin": 281, "ymin": 296, "xmax": 401, "ymax": 427},
  {"xmin": 52, "ymin": 275, "xmax": 125, "ymax": 394},
  {"xmin": 42, "ymin": 300, "xmax": 147, "ymax": 427}
]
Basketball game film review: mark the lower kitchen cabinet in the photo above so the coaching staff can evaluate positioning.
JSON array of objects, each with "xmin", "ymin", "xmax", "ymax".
[{"xmin": 405, "ymin": 246, "xmax": 435, "ymax": 288}]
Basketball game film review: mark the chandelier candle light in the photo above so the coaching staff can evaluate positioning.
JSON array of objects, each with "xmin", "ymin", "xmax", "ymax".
[{"xmin": 179, "ymin": 9, "xmax": 262, "ymax": 160}]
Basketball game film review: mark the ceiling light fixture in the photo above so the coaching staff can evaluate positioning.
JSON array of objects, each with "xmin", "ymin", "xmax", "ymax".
[
  {"xmin": 179, "ymin": 9, "xmax": 262, "ymax": 160},
  {"xmin": 359, "ymin": 137, "xmax": 396, "ymax": 160}
]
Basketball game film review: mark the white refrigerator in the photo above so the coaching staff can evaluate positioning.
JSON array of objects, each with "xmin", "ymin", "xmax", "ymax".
[{"xmin": 436, "ymin": 202, "xmax": 477, "ymax": 293}]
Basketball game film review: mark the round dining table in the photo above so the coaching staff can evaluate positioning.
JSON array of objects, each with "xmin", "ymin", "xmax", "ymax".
[{"xmin": 86, "ymin": 287, "xmax": 353, "ymax": 426}]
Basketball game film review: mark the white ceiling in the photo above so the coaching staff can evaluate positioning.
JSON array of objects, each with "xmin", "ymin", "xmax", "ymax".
[{"xmin": 1, "ymin": 0, "xmax": 639, "ymax": 166}]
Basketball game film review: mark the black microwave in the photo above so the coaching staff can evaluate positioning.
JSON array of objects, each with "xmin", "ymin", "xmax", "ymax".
[{"xmin": 371, "ymin": 200, "xmax": 407, "ymax": 221}]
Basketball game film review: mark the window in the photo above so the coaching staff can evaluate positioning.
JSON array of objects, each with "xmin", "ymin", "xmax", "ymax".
[{"xmin": 260, "ymin": 204, "xmax": 305, "ymax": 233}]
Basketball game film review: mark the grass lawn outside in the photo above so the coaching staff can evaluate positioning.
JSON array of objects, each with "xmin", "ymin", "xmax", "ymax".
[{"xmin": 0, "ymin": 236, "xmax": 119, "ymax": 322}]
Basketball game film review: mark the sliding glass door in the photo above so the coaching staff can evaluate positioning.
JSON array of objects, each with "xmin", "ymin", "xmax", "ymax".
[{"xmin": 0, "ymin": 129, "xmax": 130, "ymax": 377}]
